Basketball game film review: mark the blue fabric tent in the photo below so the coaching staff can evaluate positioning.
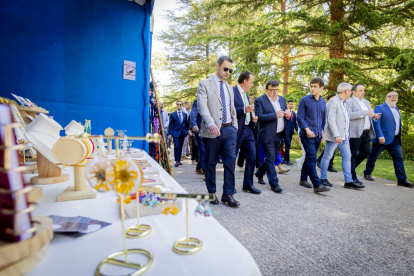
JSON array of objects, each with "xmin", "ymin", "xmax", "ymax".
[{"xmin": 0, "ymin": 0, "xmax": 155, "ymax": 150}]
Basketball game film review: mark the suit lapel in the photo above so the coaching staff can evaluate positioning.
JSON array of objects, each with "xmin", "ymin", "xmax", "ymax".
[
  {"xmin": 383, "ymin": 103, "xmax": 396, "ymax": 127},
  {"xmin": 208, "ymin": 76, "xmax": 222, "ymax": 105}
]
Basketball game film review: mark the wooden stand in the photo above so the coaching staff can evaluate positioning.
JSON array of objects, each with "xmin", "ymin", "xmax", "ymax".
[
  {"xmin": 57, "ymin": 163, "xmax": 96, "ymax": 202},
  {"xmin": 30, "ymin": 153, "xmax": 69, "ymax": 185},
  {"xmin": 0, "ymin": 216, "xmax": 53, "ymax": 276},
  {"xmin": 27, "ymin": 187, "xmax": 43, "ymax": 203}
]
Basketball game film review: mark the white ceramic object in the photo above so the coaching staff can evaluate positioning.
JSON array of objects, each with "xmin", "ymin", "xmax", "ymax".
[
  {"xmin": 64, "ymin": 120, "xmax": 84, "ymax": 136},
  {"xmin": 24, "ymin": 114, "xmax": 63, "ymax": 164}
]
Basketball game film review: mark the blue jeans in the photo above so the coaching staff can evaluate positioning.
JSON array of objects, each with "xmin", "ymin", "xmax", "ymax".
[
  {"xmin": 300, "ymin": 133, "xmax": 322, "ymax": 187},
  {"xmin": 321, "ymin": 139, "xmax": 352, "ymax": 183}
]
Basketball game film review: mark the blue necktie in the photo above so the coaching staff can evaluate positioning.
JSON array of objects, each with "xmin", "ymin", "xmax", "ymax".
[
  {"xmin": 178, "ymin": 112, "xmax": 182, "ymax": 124},
  {"xmin": 220, "ymin": 81, "xmax": 227, "ymax": 123}
]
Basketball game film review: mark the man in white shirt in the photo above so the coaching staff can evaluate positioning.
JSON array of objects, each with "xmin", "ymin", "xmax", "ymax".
[
  {"xmin": 346, "ymin": 84, "xmax": 379, "ymax": 184},
  {"xmin": 233, "ymin": 71, "xmax": 261, "ymax": 194},
  {"xmin": 364, "ymin": 91, "xmax": 414, "ymax": 187},
  {"xmin": 159, "ymin": 100, "xmax": 169, "ymax": 133},
  {"xmin": 254, "ymin": 80, "xmax": 290, "ymax": 194}
]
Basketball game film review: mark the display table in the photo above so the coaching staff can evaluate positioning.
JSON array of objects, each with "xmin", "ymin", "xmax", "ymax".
[{"xmin": 25, "ymin": 151, "xmax": 262, "ymax": 276}]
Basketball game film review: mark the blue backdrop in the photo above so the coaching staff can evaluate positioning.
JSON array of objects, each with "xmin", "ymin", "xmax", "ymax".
[{"xmin": 0, "ymin": 0, "xmax": 153, "ymax": 150}]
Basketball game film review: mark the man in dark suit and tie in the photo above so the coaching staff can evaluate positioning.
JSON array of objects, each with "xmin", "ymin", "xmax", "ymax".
[
  {"xmin": 197, "ymin": 56, "xmax": 239, "ymax": 207},
  {"xmin": 283, "ymin": 100, "xmax": 298, "ymax": 166},
  {"xmin": 254, "ymin": 80, "xmax": 291, "ymax": 194},
  {"xmin": 190, "ymin": 99, "xmax": 205, "ymax": 178},
  {"xmin": 364, "ymin": 91, "xmax": 414, "ymax": 187},
  {"xmin": 234, "ymin": 71, "xmax": 261, "ymax": 194},
  {"xmin": 168, "ymin": 100, "xmax": 189, "ymax": 167}
]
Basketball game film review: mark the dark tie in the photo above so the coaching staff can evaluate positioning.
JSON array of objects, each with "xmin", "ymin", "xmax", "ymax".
[
  {"xmin": 220, "ymin": 81, "xmax": 227, "ymax": 123},
  {"xmin": 178, "ymin": 112, "xmax": 182, "ymax": 124}
]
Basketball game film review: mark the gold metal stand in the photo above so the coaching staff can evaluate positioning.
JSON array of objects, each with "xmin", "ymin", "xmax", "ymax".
[
  {"xmin": 95, "ymin": 194, "xmax": 153, "ymax": 276},
  {"xmin": 126, "ymin": 188, "xmax": 151, "ymax": 238},
  {"xmin": 159, "ymin": 193, "xmax": 215, "ymax": 255},
  {"xmin": 91, "ymin": 134, "xmax": 158, "ymax": 275}
]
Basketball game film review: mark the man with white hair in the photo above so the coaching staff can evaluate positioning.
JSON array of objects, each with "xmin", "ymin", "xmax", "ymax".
[
  {"xmin": 320, "ymin": 82, "xmax": 365, "ymax": 189},
  {"xmin": 364, "ymin": 91, "xmax": 414, "ymax": 188}
]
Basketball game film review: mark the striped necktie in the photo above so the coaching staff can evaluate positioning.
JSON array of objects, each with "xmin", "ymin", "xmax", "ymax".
[{"xmin": 220, "ymin": 81, "xmax": 227, "ymax": 123}]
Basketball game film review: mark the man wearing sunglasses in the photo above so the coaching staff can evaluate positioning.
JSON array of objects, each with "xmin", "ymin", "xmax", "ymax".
[
  {"xmin": 364, "ymin": 91, "xmax": 414, "ymax": 188},
  {"xmin": 197, "ymin": 56, "xmax": 240, "ymax": 208},
  {"xmin": 168, "ymin": 100, "xmax": 189, "ymax": 167}
]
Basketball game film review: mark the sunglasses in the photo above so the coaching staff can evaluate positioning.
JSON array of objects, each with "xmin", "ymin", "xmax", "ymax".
[
  {"xmin": 223, "ymin": 67, "xmax": 233, "ymax": 73},
  {"xmin": 177, "ymin": 103, "xmax": 182, "ymax": 105}
]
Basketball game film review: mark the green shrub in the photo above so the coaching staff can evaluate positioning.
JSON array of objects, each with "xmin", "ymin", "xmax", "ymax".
[{"xmin": 288, "ymin": 133, "xmax": 414, "ymax": 161}]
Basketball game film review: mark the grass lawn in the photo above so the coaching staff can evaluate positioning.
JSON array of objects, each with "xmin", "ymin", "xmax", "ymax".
[{"xmin": 289, "ymin": 149, "xmax": 414, "ymax": 182}]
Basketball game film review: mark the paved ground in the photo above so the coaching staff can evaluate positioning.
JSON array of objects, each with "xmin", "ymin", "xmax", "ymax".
[{"xmin": 170, "ymin": 150, "xmax": 414, "ymax": 276}]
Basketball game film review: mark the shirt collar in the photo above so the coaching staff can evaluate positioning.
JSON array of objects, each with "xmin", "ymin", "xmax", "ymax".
[
  {"xmin": 353, "ymin": 96, "xmax": 364, "ymax": 102},
  {"xmin": 336, "ymin": 94, "xmax": 346, "ymax": 103},
  {"xmin": 237, "ymin": 84, "xmax": 245, "ymax": 93},
  {"xmin": 386, "ymin": 102, "xmax": 396, "ymax": 109},
  {"xmin": 213, "ymin": 74, "xmax": 221, "ymax": 83},
  {"xmin": 266, "ymin": 93, "xmax": 278, "ymax": 102}
]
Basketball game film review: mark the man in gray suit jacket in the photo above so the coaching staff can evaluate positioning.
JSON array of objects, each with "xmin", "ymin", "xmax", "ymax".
[
  {"xmin": 197, "ymin": 56, "xmax": 239, "ymax": 208},
  {"xmin": 346, "ymin": 84, "xmax": 380, "ymax": 184},
  {"xmin": 320, "ymin": 82, "xmax": 365, "ymax": 189}
]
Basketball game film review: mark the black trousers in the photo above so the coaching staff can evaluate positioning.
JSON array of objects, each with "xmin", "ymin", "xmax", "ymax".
[{"xmin": 349, "ymin": 131, "xmax": 371, "ymax": 180}]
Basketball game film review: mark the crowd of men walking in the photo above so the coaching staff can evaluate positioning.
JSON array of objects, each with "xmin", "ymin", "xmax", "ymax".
[{"xmin": 161, "ymin": 56, "xmax": 413, "ymax": 208}]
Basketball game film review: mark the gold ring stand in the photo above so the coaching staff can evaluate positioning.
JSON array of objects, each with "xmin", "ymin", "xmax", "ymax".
[
  {"xmin": 158, "ymin": 194, "xmax": 215, "ymax": 255},
  {"xmin": 86, "ymin": 134, "xmax": 160, "ymax": 275},
  {"xmin": 89, "ymin": 134, "xmax": 161, "ymax": 239},
  {"xmin": 95, "ymin": 249, "xmax": 153, "ymax": 276},
  {"xmin": 95, "ymin": 194, "xmax": 153, "ymax": 276}
]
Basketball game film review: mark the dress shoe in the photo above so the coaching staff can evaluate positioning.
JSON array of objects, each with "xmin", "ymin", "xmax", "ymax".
[
  {"xmin": 178, "ymin": 162, "xmax": 183, "ymax": 165},
  {"xmin": 174, "ymin": 162, "xmax": 179, "ymax": 167},
  {"xmin": 328, "ymin": 166, "xmax": 338, "ymax": 172},
  {"xmin": 397, "ymin": 180, "xmax": 414, "ymax": 188},
  {"xmin": 210, "ymin": 195, "xmax": 219, "ymax": 205},
  {"xmin": 221, "ymin": 194, "xmax": 240, "ymax": 208},
  {"xmin": 314, "ymin": 185, "xmax": 330, "ymax": 193},
  {"xmin": 344, "ymin": 182, "xmax": 365, "ymax": 189},
  {"xmin": 353, "ymin": 178, "xmax": 363, "ymax": 184},
  {"xmin": 255, "ymin": 172, "xmax": 266, "ymax": 184},
  {"xmin": 270, "ymin": 185, "xmax": 283, "ymax": 193},
  {"xmin": 242, "ymin": 186, "xmax": 262, "ymax": 194},
  {"xmin": 364, "ymin": 174, "xmax": 375, "ymax": 181},
  {"xmin": 284, "ymin": 161, "xmax": 294, "ymax": 166},
  {"xmin": 278, "ymin": 167, "xmax": 290, "ymax": 174},
  {"xmin": 321, "ymin": 179, "xmax": 333, "ymax": 187},
  {"xmin": 299, "ymin": 180, "xmax": 312, "ymax": 188},
  {"xmin": 195, "ymin": 168, "xmax": 204, "ymax": 174}
]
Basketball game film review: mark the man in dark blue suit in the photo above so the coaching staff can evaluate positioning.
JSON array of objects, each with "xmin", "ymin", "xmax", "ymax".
[
  {"xmin": 283, "ymin": 100, "xmax": 298, "ymax": 166},
  {"xmin": 254, "ymin": 80, "xmax": 290, "ymax": 193},
  {"xmin": 234, "ymin": 71, "xmax": 261, "ymax": 194},
  {"xmin": 364, "ymin": 91, "xmax": 414, "ymax": 187},
  {"xmin": 190, "ymin": 99, "xmax": 205, "ymax": 178},
  {"xmin": 168, "ymin": 100, "xmax": 189, "ymax": 167}
]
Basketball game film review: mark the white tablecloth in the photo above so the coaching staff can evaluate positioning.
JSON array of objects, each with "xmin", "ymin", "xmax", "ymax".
[{"xmin": 26, "ymin": 151, "xmax": 262, "ymax": 276}]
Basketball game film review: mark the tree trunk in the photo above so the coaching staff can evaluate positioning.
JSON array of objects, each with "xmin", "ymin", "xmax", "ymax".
[
  {"xmin": 327, "ymin": 0, "xmax": 345, "ymax": 93},
  {"xmin": 281, "ymin": 0, "xmax": 289, "ymax": 95}
]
